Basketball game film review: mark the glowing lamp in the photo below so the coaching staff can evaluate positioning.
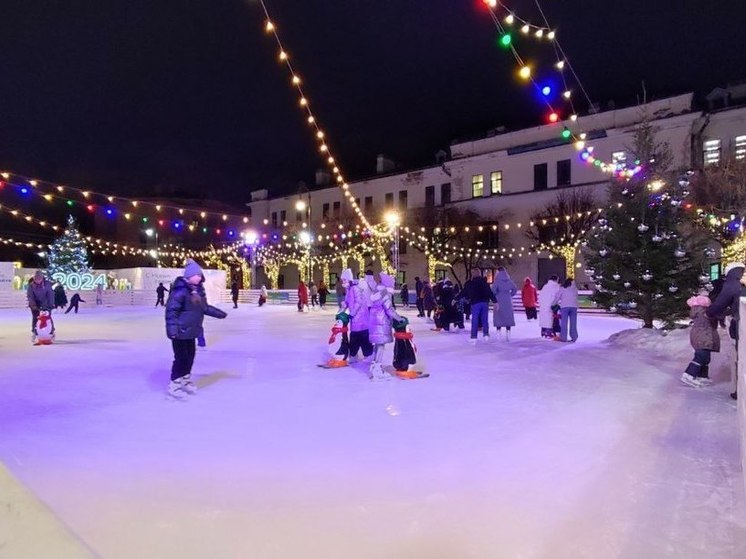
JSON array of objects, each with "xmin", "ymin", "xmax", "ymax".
[
  {"xmin": 561, "ymin": 128, "xmax": 571, "ymax": 139},
  {"xmin": 20, "ymin": 187, "xmax": 29, "ymax": 194}
]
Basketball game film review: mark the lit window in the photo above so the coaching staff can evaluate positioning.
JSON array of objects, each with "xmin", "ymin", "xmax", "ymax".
[
  {"xmin": 736, "ymin": 135, "xmax": 746, "ymax": 160},
  {"xmin": 472, "ymin": 174, "xmax": 484, "ymax": 198},
  {"xmin": 490, "ymin": 171, "xmax": 502, "ymax": 195},
  {"xmin": 704, "ymin": 139, "xmax": 721, "ymax": 166}
]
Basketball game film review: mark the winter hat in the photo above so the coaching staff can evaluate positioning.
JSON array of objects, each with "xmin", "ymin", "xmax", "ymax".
[
  {"xmin": 183, "ymin": 258, "xmax": 203, "ymax": 278},
  {"xmin": 340, "ymin": 268, "xmax": 353, "ymax": 282},
  {"xmin": 724, "ymin": 262, "xmax": 745, "ymax": 276},
  {"xmin": 379, "ymin": 272, "xmax": 395, "ymax": 289},
  {"xmin": 687, "ymin": 295, "xmax": 711, "ymax": 308}
]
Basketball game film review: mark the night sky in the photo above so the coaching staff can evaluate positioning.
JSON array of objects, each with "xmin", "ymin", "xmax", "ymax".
[{"xmin": 0, "ymin": 0, "xmax": 743, "ymax": 205}]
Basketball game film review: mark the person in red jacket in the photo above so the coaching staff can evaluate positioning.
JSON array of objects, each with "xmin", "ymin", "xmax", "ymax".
[
  {"xmin": 521, "ymin": 277, "xmax": 538, "ymax": 320},
  {"xmin": 297, "ymin": 280, "xmax": 309, "ymax": 312}
]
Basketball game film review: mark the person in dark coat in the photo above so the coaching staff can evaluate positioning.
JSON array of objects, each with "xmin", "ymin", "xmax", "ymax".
[
  {"xmin": 65, "ymin": 293, "xmax": 86, "ymax": 314},
  {"xmin": 462, "ymin": 269, "xmax": 496, "ymax": 342},
  {"xmin": 54, "ymin": 283, "xmax": 68, "ymax": 310},
  {"xmin": 318, "ymin": 281, "xmax": 329, "ymax": 309},
  {"xmin": 681, "ymin": 294, "xmax": 720, "ymax": 388},
  {"xmin": 706, "ymin": 262, "xmax": 745, "ymax": 400},
  {"xmin": 414, "ymin": 276, "xmax": 424, "ymax": 317},
  {"xmin": 27, "ymin": 271, "xmax": 55, "ymax": 341},
  {"xmin": 435, "ymin": 280, "xmax": 457, "ymax": 331},
  {"xmin": 421, "ymin": 279, "xmax": 436, "ymax": 319},
  {"xmin": 491, "ymin": 267, "xmax": 518, "ymax": 340},
  {"xmin": 400, "ymin": 284, "xmax": 409, "ymax": 308},
  {"xmin": 709, "ymin": 276, "xmax": 726, "ymax": 328},
  {"xmin": 165, "ymin": 259, "xmax": 227, "ymax": 399},
  {"xmin": 230, "ymin": 280, "xmax": 239, "ymax": 309},
  {"xmin": 155, "ymin": 282, "xmax": 169, "ymax": 307}
]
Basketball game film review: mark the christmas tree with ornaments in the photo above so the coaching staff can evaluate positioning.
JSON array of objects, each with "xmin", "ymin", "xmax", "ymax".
[
  {"xmin": 47, "ymin": 215, "xmax": 91, "ymax": 276},
  {"xmin": 582, "ymin": 121, "xmax": 710, "ymax": 329}
]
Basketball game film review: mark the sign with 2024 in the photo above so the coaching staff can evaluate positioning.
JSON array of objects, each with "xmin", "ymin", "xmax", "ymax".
[{"xmin": 52, "ymin": 272, "xmax": 107, "ymax": 290}]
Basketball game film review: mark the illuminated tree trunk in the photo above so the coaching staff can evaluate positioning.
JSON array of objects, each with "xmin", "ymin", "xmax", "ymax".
[
  {"xmin": 321, "ymin": 262, "xmax": 330, "ymax": 286},
  {"xmin": 722, "ymin": 235, "xmax": 746, "ymax": 266},
  {"xmin": 554, "ymin": 245, "xmax": 577, "ymax": 279},
  {"xmin": 263, "ymin": 260, "xmax": 279, "ymax": 289}
]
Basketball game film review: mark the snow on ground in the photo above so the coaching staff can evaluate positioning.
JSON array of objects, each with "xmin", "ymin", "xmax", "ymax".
[{"xmin": 0, "ymin": 304, "xmax": 744, "ymax": 558}]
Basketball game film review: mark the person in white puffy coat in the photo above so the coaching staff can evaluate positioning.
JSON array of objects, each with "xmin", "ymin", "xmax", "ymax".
[
  {"xmin": 367, "ymin": 272, "xmax": 403, "ymax": 380},
  {"xmin": 538, "ymin": 275, "xmax": 561, "ymax": 338}
]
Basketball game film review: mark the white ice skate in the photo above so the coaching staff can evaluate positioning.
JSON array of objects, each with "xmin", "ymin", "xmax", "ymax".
[
  {"xmin": 179, "ymin": 375, "xmax": 198, "ymax": 395},
  {"xmin": 680, "ymin": 373, "xmax": 703, "ymax": 388},
  {"xmin": 369, "ymin": 362, "xmax": 392, "ymax": 381},
  {"xmin": 167, "ymin": 380, "xmax": 187, "ymax": 400},
  {"xmin": 505, "ymin": 330, "xmax": 511, "ymax": 342}
]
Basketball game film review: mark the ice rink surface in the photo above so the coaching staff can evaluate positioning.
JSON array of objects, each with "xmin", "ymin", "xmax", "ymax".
[{"xmin": 1, "ymin": 303, "xmax": 744, "ymax": 558}]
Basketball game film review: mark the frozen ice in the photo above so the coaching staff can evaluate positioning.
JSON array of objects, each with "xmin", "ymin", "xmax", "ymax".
[{"xmin": 0, "ymin": 305, "xmax": 744, "ymax": 558}]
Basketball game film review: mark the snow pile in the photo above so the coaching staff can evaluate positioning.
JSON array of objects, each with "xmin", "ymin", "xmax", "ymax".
[{"xmin": 607, "ymin": 326, "xmax": 736, "ymax": 382}]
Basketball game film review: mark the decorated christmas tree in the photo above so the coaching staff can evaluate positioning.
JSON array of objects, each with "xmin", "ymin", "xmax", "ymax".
[
  {"xmin": 47, "ymin": 215, "xmax": 91, "ymax": 275},
  {"xmin": 582, "ymin": 121, "xmax": 709, "ymax": 329}
]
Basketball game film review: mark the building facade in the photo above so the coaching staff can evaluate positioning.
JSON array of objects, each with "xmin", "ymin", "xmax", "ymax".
[{"xmin": 247, "ymin": 89, "xmax": 746, "ymax": 289}]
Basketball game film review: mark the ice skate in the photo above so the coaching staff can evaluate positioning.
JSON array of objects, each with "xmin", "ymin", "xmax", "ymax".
[
  {"xmin": 680, "ymin": 373, "xmax": 702, "ymax": 388},
  {"xmin": 481, "ymin": 334, "xmax": 490, "ymax": 343},
  {"xmin": 369, "ymin": 362, "xmax": 391, "ymax": 381},
  {"xmin": 505, "ymin": 330, "xmax": 511, "ymax": 342},
  {"xmin": 167, "ymin": 381, "xmax": 187, "ymax": 400},
  {"xmin": 179, "ymin": 375, "xmax": 198, "ymax": 395},
  {"xmin": 468, "ymin": 337, "xmax": 477, "ymax": 345}
]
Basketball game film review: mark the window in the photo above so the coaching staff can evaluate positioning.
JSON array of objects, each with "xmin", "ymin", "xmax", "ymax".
[
  {"xmin": 271, "ymin": 212, "xmax": 277, "ymax": 228},
  {"xmin": 280, "ymin": 210, "xmax": 286, "ymax": 223},
  {"xmin": 364, "ymin": 196, "xmax": 373, "ymax": 214},
  {"xmin": 333, "ymin": 201, "xmax": 341, "ymax": 218},
  {"xmin": 355, "ymin": 198, "xmax": 360, "ymax": 208},
  {"xmin": 425, "ymin": 185, "xmax": 435, "ymax": 207},
  {"xmin": 709, "ymin": 263, "xmax": 721, "ymax": 281},
  {"xmin": 441, "ymin": 183, "xmax": 451, "ymax": 205},
  {"xmin": 385, "ymin": 192, "xmax": 394, "ymax": 209},
  {"xmin": 557, "ymin": 159, "xmax": 571, "ymax": 187},
  {"xmin": 434, "ymin": 269, "xmax": 446, "ymax": 282},
  {"xmin": 490, "ymin": 171, "xmax": 502, "ymax": 195},
  {"xmin": 329, "ymin": 272, "xmax": 338, "ymax": 288},
  {"xmin": 704, "ymin": 139, "xmax": 721, "ymax": 166},
  {"xmin": 398, "ymin": 190, "xmax": 408, "ymax": 210},
  {"xmin": 471, "ymin": 174, "xmax": 484, "ymax": 198},
  {"xmin": 736, "ymin": 135, "xmax": 746, "ymax": 160},
  {"xmin": 295, "ymin": 211, "xmax": 302, "ymax": 222},
  {"xmin": 396, "ymin": 271, "xmax": 406, "ymax": 286},
  {"xmin": 534, "ymin": 163, "xmax": 548, "ymax": 191},
  {"xmin": 322, "ymin": 203, "xmax": 330, "ymax": 219},
  {"xmin": 246, "ymin": 206, "xmax": 252, "ymax": 218}
]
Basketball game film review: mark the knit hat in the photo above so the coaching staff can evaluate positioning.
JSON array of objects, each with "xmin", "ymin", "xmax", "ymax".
[
  {"xmin": 340, "ymin": 268, "xmax": 353, "ymax": 282},
  {"xmin": 724, "ymin": 262, "xmax": 745, "ymax": 276},
  {"xmin": 183, "ymin": 258, "xmax": 203, "ymax": 278},
  {"xmin": 687, "ymin": 295, "xmax": 711, "ymax": 308}
]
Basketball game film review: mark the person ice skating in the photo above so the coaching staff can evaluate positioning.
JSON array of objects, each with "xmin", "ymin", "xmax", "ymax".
[
  {"xmin": 706, "ymin": 261, "xmax": 746, "ymax": 400},
  {"xmin": 155, "ymin": 282, "xmax": 169, "ymax": 307},
  {"xmin": 433, "ymin": 279, "xmax": 457, "ymax": 332},
  {"xmin": 323, "ymin": 312, "xmax": 351, "ymax": 368},
  {"xmin": 538, "ymin": 275, "xmax": 561, "ymax": 338},
  {"xmin": 309, "ymin": 280, "xmax": 318, "ymax": 308},
  {"xmin": 54, "ymin": 283, "xmax": 67, "ymax": 310},
  {"xmin": 318, "ymin": 281, "xmax": 329, "ymax": 309},
  {"xmin": 165, "ymin": 259, "xmax": 227, "ymax": 399},
  {"xmin": 415, "ymin": 276, "xmax": 425, "ymax": 317},
  {"xmin": 230, "ymin": 280, "xmax": 239, "ymax": 309},
  {"xmin": 491, "ymin": 267, "xmax": 517, "ymax": 340},
  {"xmin": 297, "ymin": 280, "xmax": 309, "ymax": 312},
  {"xmin": 462, "ymin": 269, "xmax": 495, "ymax": 343},
  {"xmin": 258, "ymin": 284, "xmax": 268, "ymax": 307},
  {"xmin": 708, "ymin": 275, "xmax": 727, "ymax": 328},
  {"xmin": 552, "ymin": 277, "xmax": 579, "ymax": 343},
  {"xmin": 335, "ymin": 279, "xmax": 346, "ymax": 310},
  {"xmin": 681, "ymin": 293, "xmax": 720, "ymax": 388},
  {"xmin": 367, "ymin": 272, "xmax": 403, "ymax": 380},
  {"xmin": 340, "ymin": 268, "xmax": 373, "ymax": 362},
  {"xmin": 95, "ymin": 283, "xmax": 103, "ymax": 306},
  {"xmin": 27, "ymin": 270, "xmax": 55, "ymax": 344},
  {"xmin": 64, "ymin": 293, "xmax": 86, "ymax": 314},
  {"xmin": 422, "ymin": 279, "xmax": 436, "ymax": 320},
  {"xmin": 521, "ymin": 277, "xmax": 538, "ymax": 320},
  {"xmin": 400, "ymin": 283, "xmax": 409, "ymax": 308}
]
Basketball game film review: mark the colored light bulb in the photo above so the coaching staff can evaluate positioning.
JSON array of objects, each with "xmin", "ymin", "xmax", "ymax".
[
  {"xmin": 499, "ymin": 34, "xmax": 512, "ymax": 48},
  {"xmin": 519, "ymin": 66, "xmax": 531, "ymax": 79},
  {"xmin": 542, "ymin": 85, "xmax": 551, "ymax": 96}
]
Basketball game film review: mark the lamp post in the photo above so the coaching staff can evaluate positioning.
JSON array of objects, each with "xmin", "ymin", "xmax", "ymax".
[
  {"xmin": 384, "ymin": 211, "xmax": 401, "ymax": 284},
  {"xmin": 242, "ymin": 230, "xmax": 258, "ymax": 289},
  {"xmin": 299, "ymin": 230, "xmax": 312, "ymax": 284},
  {"xmin": 144, "ymin": 228, "xmax": 159, "ymax": 268}
]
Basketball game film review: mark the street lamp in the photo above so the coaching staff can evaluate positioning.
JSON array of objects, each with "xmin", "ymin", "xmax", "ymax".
[
  {"xmin": 145, "ymin": 228, "xmax": 160, "ymax": 268},
  {"xmin": 385, "ymin": 211, "xmax": 401, "ymax": 284},
  {"xmin": 296, "ymin": 184, "xmax": 311, "ymax": 228},
  {"xmin": 299, "ymin": 230, "xmax": 312, "ymax": 283},
  {"xmin": 242, "ymin": 230, "xmax": 259, "ymax": 289}
]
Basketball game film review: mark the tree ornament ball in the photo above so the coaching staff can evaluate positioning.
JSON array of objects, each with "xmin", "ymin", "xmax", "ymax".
[
  {"xmin": 609, "ymin": 306, "xmax": 617, "ymax": 313},
  {"xmin": 599, "ymin": 248, "xmax": 609, "ymax": 257},
  {"xmin": 642, "ymin": 271, "xmax": 653, "ymax": 281},
  {"xmin": 628, "ymin": 301, "xmax": 638, "ymax": 309},
  {"xmin": 674, "ymin": 248, "xmax": 686, "ymax": 258},
  {"xmin": 668, "ymin": 285, "xmax": 679, "ymax": 293},
  {"xmin": 651, "ymin": 234, "xmax": 663, "ymax": 242},
  {"xmin": 699, "ymin": 274, "xmax": 710, "ymax": 283},
  {"xmin": 612, "ymin": 273, "xmax": 621, "ymax": 281},
  {"xmin": 623, "ymin": 281, "xmax": 632, "ymax": 288},
  {"xmin": 637, "ymin": 223, "xmax": 649, "ymax": 233},
  {"xmin": 703, "ymin": 248, "xmax": 716, "ymax": 259}
]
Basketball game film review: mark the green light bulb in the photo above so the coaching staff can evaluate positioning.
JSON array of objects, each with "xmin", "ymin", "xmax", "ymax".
[{"xmin": 499, "ymin": 34, "xmax": 512, "ymax": 48}]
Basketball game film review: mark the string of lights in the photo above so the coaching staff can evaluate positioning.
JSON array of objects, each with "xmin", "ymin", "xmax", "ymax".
[{"xmin": 257, "ymin": 0, "xmax": 376, "ymax": 233}]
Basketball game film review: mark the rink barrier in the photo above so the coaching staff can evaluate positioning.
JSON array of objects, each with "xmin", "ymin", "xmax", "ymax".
[
  {"xmin": 739, "ymin": 300, "xmax": 746, "ymax": 498},
  {"xmin": 0, "ymin": 464, "xmax": 96, "ymax": 557}
]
